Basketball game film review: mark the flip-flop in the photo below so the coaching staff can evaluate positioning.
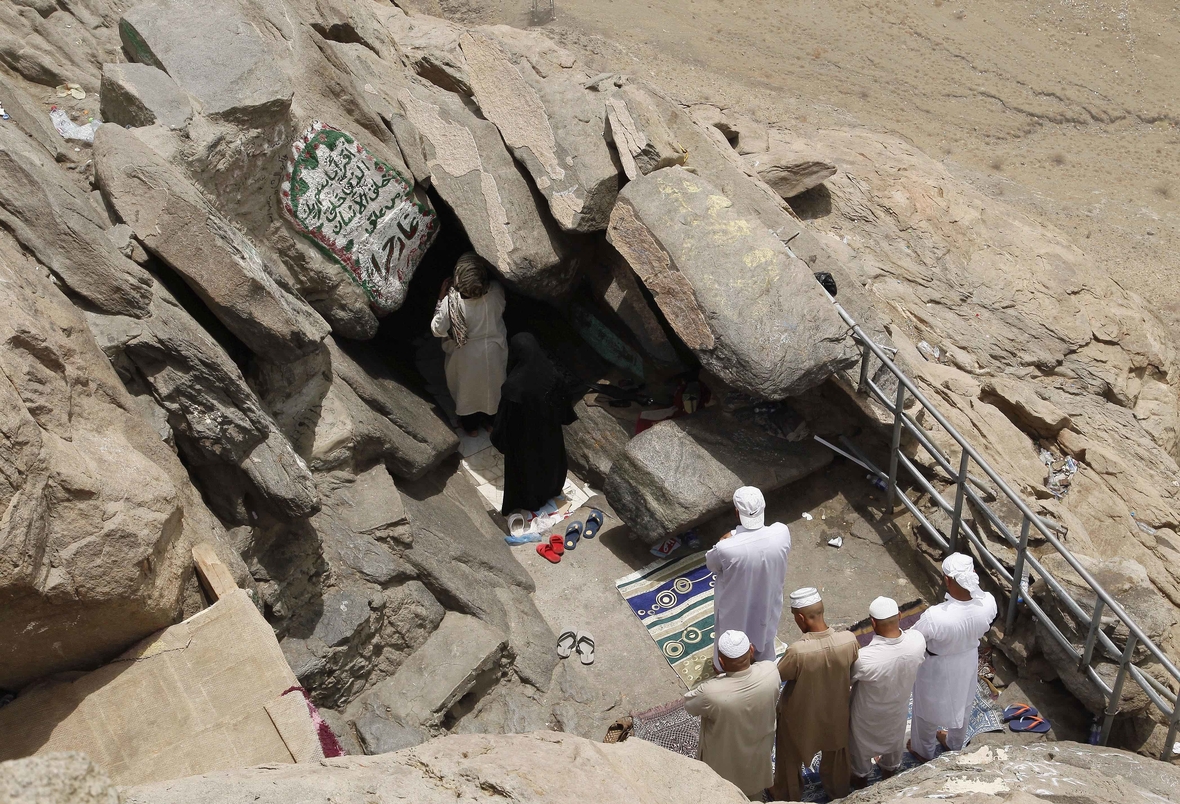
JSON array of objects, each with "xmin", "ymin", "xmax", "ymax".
[
  {"xmin": 556, "ymin": 629, "xmax": 577, "ymax": 658},
  {"xmin": 1009, "ymin": 715, "xmax": 1051, "ymax": 734},
  {"xmin": 575, "ymin": 631, "xmax": 595, "ymax": 665},
  {"xmin": 583, "ymin": 509, "xmax": 604, "ymax": 539},
  {"xmin": 1002, "ymin": 703, "xmax": 1039, "ymax": 722},
  {"xmin": 550, "ymin": 533, "xmax": 565, "ymax": 557},
  {"xmin": 536, "ymin": 541, "xmax": 561, "ymax": 563},
  {"xmin": 603, "ymin": 715, "xmax": 632, "ymax": 743},
  {"xmin": 564, "ymin": 521, "xmax": 583, "ymax": 551}
]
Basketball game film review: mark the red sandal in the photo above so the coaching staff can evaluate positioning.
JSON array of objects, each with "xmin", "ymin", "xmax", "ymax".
[{"xmin": 537, "ymin": 534, "xmax": 565, "ymax": 563}]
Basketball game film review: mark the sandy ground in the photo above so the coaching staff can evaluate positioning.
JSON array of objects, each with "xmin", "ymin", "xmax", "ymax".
[{"xmin": 434, "ymin": 0, "xmax": 1180, "ymax": 330}]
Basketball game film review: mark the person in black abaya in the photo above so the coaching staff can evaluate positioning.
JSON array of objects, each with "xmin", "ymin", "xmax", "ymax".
[{"xmin": 491, "ymin": 333, "xmax": 578, "ymax": 516}]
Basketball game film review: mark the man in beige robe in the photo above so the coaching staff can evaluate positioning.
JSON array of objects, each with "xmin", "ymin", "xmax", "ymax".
[
  {"xmin": 772, "ymin": 587, "xmax": 859, "ymax": 801},
  {"xmin": 684, "ymin": 630, "xmax": 781, "ymax": 799}
]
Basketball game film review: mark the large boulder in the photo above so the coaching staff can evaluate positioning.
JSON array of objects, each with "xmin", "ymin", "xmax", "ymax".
[
  {"xmin": 604, "ymin": 82, "xmax": 688, "ymax": 180},
  {"xmin": 0, "ymin": 230, "xmax": 242, "ymax": 690},
  {"xmin": 0, "ymin": 123, "xmax": 153, "ymax": 319},
  {"xmin": 604, "ymin": 412, "xmax": 832, "ymax": 544},
  {"xmin": 394, "ymin": 80, "xmax": 571, "ymax": 298},
  {"xmin": 744, "ymin": 144, "xmax": 838, "ymax": 198},
  {"xmin": 607, "ymin": 166, "xmax": 858, "ymax": 398},
  {"xmin": 459, "ymin": 30, "xmax": 619, "ymax": 232},
  {"xmin": 841, "ymin": 741, "xmax": 1180, "ymax": 803},
  {"xmin": 118, "ymin": 0, "xmax": 293, "ymax": 126},
  {"xmin": 94, "ymin": 124, "xmax": 330, "ymax": 364},
  {"xmin": 99, "ymin": 62, "xmax": 193, "ymax": 129}
]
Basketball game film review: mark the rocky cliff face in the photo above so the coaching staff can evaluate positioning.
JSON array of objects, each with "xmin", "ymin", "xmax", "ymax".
[{"xmin": 1, "ymin": 0, "xmax": 1179, "ymax": 775}]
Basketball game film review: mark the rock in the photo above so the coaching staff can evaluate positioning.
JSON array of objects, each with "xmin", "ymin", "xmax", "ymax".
[
  {"xmin": 85, "ymin": 285, "xmax": 320, "ymax": 522},
  {"xmin": 279, "ymin": 122, "xmax": 439, "ymax": 314},
  {"xmin": 607, "ymin": 166, "xmax": 858, "ymax": 399},
  {"xmin": 494, "ymin": 586, "xmax": 559, "ymax": 692},
  {"xmin": 459, "ymin": 30, "xmax": 619, "ymax": 232},
  {"xmin": 95, "ymin": 124, "xmax": 330, "ymax": 364},
  {"xmin": 563, "ymin": 400, "xmax": 634, "ymax": 487},
  {"xmin": 587, "ymin": 248, "xmax": 681, "ymax": 366},
  {"xmin": 604, "ymin": 83, "xmax": 688, "ymax": 180},
  {"xmin": 0, "ymin": 72, "xmax": 69, "ymax": 161},
  {"xmin": 396, "ymin": 461, "xmax": 534, "ymax": 631},
  {"xmin": 378, "ymin": 6, "xmax": 470, "ymax": 95},
  {"xmin": 353, "ymin": 713, "xmax": 429, "ymax": 754},
  {"xmin": 688, "ymin": 104, "xmax": 768, "ymax": 155},
  {"xmin": 981, "ymin": 378, "xmax": 1072, "ymax": 437},
  {"xmin": 123, "ymin": 732, "xmax": 748, "ymax": 804},
  {"xmin": 119, "ymin": 0, "xmax": 293, "ymax": 126},
  {"xmin": 0, "ymin": 123, "xmax": 153, "ymax": 318},
  {"xmin": 313, "ymin": 586, "xmax": 377, "ymax": 649},
  {"xmin": 744, "ymin": 145, "xmax": 838, "ymax": 198},
  {"xmin": 841, "ymin": 741, "xmax": 1180, "ymax": 803},
  {"xmin": 326, "ymin": 338, "xmax": 458, "ymax": 479},
  {"xmin": 344, "ymin": 611, "xmax": 507, "ymax": 735},
  {"xmin": 604, "ymin": 412, "xmax": 833, "ymax": 544},
  {"xmin": 394, "ymin": 80, "xmax": 572, "ymax": 298},
  {"xmin": 0, "ymin": 229, "xmax": 240, "ymax": 690},
  {"xmin": 0, "ymin": 754, "xmax": 118, "ymax": 804},
  {"xmin": 99, "ymin": 62, "xmax": 193, "ymax": 129}
]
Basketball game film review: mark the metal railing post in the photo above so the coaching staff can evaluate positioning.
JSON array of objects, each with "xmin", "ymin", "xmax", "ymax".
[
  {"xmin": 1100, "ymin": 634, "xmax": 1138, "ymax": 745},
  {"xmin": 1005, "ymin": 517, "xmax": 1030, "ymax": 632},
  {"xmin": 1163, "ymin": 709, "xmax": 1180, "ymax": 762},
  {"xmin": 948, "ymin": 449, "xmax": 970, "ymax": 553},
  {"xmin": 886, "ymin": 381, "xmax": 906, "ymax": 512},
  {"xmin": 1080, "ymin": 598, "xmax": 1107, "ymax": 670},
  {"xmin": 857, "ymin": 341, "xmax": 872, "ymax": 394}
]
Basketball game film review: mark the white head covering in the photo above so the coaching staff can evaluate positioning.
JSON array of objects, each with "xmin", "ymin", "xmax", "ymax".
[
  {"xmin": 869, "ymin": 596, "xmax": 899, "ymax": 619},
  {"xmin": 943, "ymin": 552, "xmax": 985, "ymax": 600},
  {"xmin": 717, "ymin": 630, "xmax": 752, "ymax": 659},
  {"xmin": 733, "ymin": 486, "xmax": 765, "ymax": 530},
  {"xmin": 790, "ymin": 587, "xmax": 822, "ymax": 609}
]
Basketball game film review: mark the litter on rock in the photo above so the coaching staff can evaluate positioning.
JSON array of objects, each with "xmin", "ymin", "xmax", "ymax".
[
  {"xmin": 1041, "ymin": 449, "xmax": 1078, "ymax": 498},
  {"xmin": 801, "ymin": 512, "xmax": 813, "ymax": 521},
  {"xmin": 55, "ymin": 82, "xmax": 87, "ymax": 99},
  {"xmin": 50, "ymin": 106, "xmax": 101, "ymax": 143},
  {"xmin": 0, "ymin": 103, "xmax": 9, "ymax": 121},
  {"xmin": 827, "ymin": 536, "xmax": 843, "ymax": 549},
  {"xmin": 650, "ymin": 535, "xmax": 680, "ymax": 558},
  {"xmin": 917, "ymin": 340, "xmax": 941, "ymax": 361}
]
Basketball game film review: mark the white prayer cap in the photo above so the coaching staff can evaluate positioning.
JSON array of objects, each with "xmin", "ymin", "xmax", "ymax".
[
  {"xmin": 869, "ymin": 596, "xmax": 899, "ymax": 619},
  {"xmin": 790, "ymin": 587, "xmax": 822, "ymax": 609},
  {"xmin": 943, "ymin": 552, "xmax": 986, "ymax": 600},
  {"xmin": 733, "ymin": 486, "xmax": 765, "ymax": 530},
  {"xmin": 718, "ymin": 630, "xmax": 752, "ymax": 659}
]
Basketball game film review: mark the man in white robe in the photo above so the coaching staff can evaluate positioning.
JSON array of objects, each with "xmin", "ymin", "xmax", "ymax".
[
  {"xmin": 848, "ymin": 596, "xmax": 927, "ymax": 786},
  {"xmin": 684, "ymin": 630, "xmax": 780, "ymax": 799},
  {"xmin": 706, "ymin": 487, "xmax": 791, "ymax": 670},
  {"xmin": 909, "ymin": 553, "xmax": 998, "ymax": 761}
]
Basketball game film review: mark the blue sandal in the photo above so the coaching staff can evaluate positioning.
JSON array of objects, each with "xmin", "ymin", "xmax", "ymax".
[
  {"xmin": 564, "ymin": 521, "xmax": 583, "ymax": 551},
  {"xmin": 583, "ymin": 509, "xmax": 604, "ymax": 539}
]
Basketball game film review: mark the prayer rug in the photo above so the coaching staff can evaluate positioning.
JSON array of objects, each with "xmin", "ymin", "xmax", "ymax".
[
  {"xmin": 281, "ymin": 122, "xmax": 438, "ymax": 312},
  {"xmin": 846, "ymin": 599, "xmax": 928, "ymax": 648},
  {"xmin": 616, "ymin": 553, "xmax": 786, "ymax": 689}
]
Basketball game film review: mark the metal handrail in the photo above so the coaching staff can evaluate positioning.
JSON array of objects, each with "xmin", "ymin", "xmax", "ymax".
[{"xmin": 827, "ymin": 297, "xmax": 1180, "ymax": 760}]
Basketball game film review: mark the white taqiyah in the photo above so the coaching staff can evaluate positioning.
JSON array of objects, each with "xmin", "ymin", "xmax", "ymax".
[
  {"xmin": 869, "ymin": 596, "xmax": 900, "ymax": 619},
  {"xmin": 732, "ymin": 486, "xmax": 766, "ymax": 530},
  {"xmin": 717, "ymin": 629, "xmax": 752, "ymax": 659},
  {"xmin": 789, "ymin": 587, "xmax": 822, "ymax": 609}
]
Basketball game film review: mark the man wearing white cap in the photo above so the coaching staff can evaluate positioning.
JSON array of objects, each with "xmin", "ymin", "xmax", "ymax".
[
  {"xmin": 683, "ymin": 629, "xmax": 781, "ymax": 799},
  {"xmin": 706, "ymin": 486, "xmax": 791, "ymax": 672},
  {"xmin": 848, "ymin": 596, "xmax": 927, "ymax": 787},
  {"xmin": 772, "ymin": 587, "xmax": 859, "ymax": 801},
  {"xmin": 909, "ymin": 553, "xmax": 998, "ymax": 761}
]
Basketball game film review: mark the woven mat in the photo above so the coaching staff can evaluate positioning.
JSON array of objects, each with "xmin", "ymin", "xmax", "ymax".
[
  {"xmin": 616, "ymin": 553, "xmax": 785, "ymax": 689},
  {"xmin": 847, "ymin": 599, "xmax": 928, "ymax": 648}
]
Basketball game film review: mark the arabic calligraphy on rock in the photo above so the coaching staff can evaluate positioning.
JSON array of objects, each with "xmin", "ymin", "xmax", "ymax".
[{"xmin": 281, "ymin": 122, "xmax": 438, "ymax": 312}]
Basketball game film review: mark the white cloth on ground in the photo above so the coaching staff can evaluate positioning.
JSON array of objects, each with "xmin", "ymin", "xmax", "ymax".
[
  {"xmin": 430, "ymin": 281, "xmax": 508, "ymax": 417},
  {"xmin": 684, "ymin": 660, "xmax": 781, "ymax": 796},
  {"xmin": 911, "ymin": 593, "xmax": 997, "ymax": 730},
  {"xmin": 706, "ymin": 522, "xmax": 791, "ymax": 670},
  {"xmin": 848, "ymin": 630, "xmax": 927, "ymax": 775}
]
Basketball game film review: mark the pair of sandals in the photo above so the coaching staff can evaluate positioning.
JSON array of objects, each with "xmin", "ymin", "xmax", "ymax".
[
  {"xmin": 557, "ymin": 629, "xmax": 595, "ymax": 665},
  {"xmin": 536, "ymin": 509, "xmax": 604, "ymax": 563},
  {"xmin": 1003, "ymin": 703, "xmax": 1051, "ymax": 733}
]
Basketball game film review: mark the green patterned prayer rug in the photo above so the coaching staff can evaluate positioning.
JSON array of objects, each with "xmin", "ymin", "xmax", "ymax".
[
  {"xmin": 281, "ymin": 122, "xmax": 438, "ymax": 312},
  {"xmin": 617, "ymin": 552, "xmax": 786, "ymax": 689}
]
